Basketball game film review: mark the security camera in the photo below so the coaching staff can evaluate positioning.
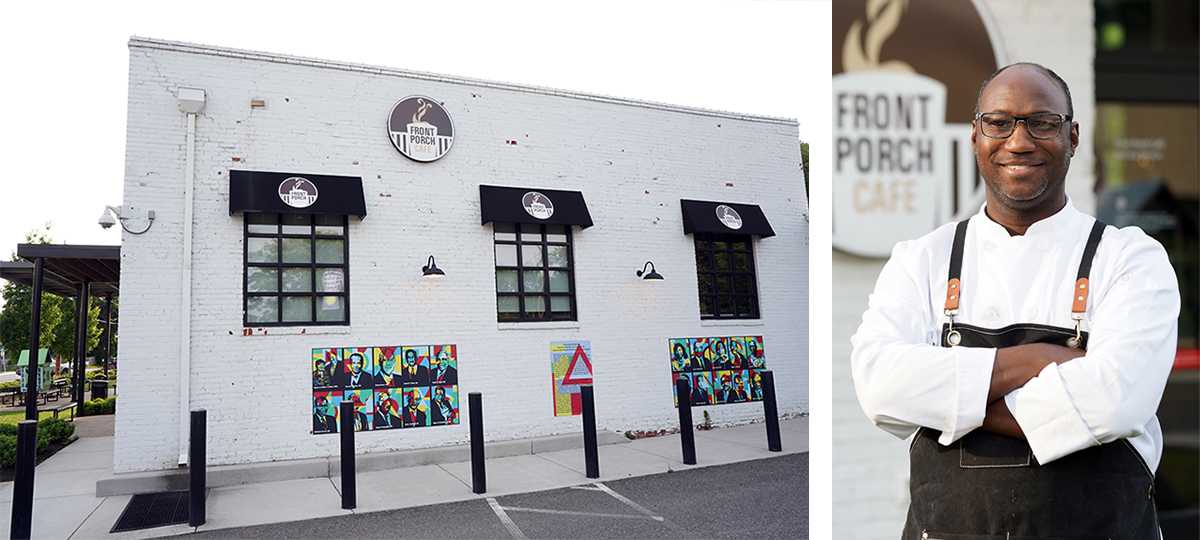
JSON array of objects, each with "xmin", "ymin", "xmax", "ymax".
[{"xmin": 98, "ymin": 209, "xmax": 117, "ymax": 229}]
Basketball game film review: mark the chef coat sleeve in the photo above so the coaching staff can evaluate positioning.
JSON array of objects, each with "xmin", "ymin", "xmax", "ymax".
[
  {"xmin": 851, "ymin": 241, "xmax": 997, "ymax": 445},
  {"xmin": 1006, "ymin": 232, "xmax": 1179, "ymax": 465}
]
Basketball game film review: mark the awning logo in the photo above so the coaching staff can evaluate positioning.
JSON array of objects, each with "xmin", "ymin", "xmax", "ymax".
[
  {"xmin": 278, "ymin": 177, "xmax": 318, "ymax": 208},
  {"xmin": 715, "ymin": 205, "xmax": 743, "ymax": 230},
  {"xmin": 388, "ymin": 95, "xmax": 455, "ymax": 162},
  {"xmin": 522, "ymin": 192, "xmax": 554, "ymax": 220}
]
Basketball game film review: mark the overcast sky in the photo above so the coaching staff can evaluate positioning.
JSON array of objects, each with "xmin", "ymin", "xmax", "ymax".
[{"xmin": 0, "ymin": 0, "xmax": 831, "ymax": 258}]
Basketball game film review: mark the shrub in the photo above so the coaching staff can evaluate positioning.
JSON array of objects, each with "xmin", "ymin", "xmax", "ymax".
[
  {"xmin": 0, "ymin": 424, "xmax": 17, "ymax": 437},
  {"xmin": 38, "ymin": 418, "xmax": 75, "ymax": 444},
  {"xmin": 82, "ymin": 397, "xmax": 116, "ymax": 416},
  {"xmin": 0, "ymin": 435, "xmax": 16, "ymax": 468}
]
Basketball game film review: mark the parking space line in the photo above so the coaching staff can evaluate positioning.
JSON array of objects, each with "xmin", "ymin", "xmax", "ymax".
[
  {"xmin": 594, "ymin": 482, "xmax": 686, "ymax": 532},
  {"xmin": 500, "ymin": 506, "xmax": 663, "ymax": 521},
  {"xmin": 486, "ymin": 497, "xmax": 527, "ymax": 539}
]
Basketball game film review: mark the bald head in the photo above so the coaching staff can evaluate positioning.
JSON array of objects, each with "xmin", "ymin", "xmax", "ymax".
[{"xmin": 975, "ymin": 63, "xmax": 1073, "ymax": 118}]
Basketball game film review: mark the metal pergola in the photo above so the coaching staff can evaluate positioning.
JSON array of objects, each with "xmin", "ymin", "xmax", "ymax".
[{"xmin": 0, "ymin": 244, "xmax": 120, "ymax": 418}]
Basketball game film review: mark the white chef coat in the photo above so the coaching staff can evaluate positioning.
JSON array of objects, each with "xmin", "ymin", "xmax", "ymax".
[{"xmin": 851, "ymin": 200, "xmax": 1179, "ymax": 469}]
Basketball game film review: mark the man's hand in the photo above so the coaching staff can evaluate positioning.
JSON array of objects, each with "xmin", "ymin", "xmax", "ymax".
[{"xmin": 987, "ymin": 343, "xmax": 1085, "ymax": 403}]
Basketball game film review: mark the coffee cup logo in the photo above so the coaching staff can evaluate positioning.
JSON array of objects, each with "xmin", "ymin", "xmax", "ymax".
[
  {"xmin": 278, "ymin": 177, "xmax": 318, "ymax": 208},
  {"xmin": 715, "ymin": 205, "xmax": 743, "ymax": 230},
  {"xmin": 832, "ymin": 0, "xmax": 1004, "ymax": 257},
  {"xmin": 522, "ymin": 192, "xmax": 554, "ymax": 220},
  {"xmin": 388, "ymin": 95, "xmax": 455, "ymax": 162}
]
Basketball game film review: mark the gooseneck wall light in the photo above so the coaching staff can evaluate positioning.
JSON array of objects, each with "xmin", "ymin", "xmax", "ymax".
[
  {"xmin": 98, "ymin": 205, "xmax": 156, "ymax": 234},
  {"xmin": 637, "ymin": 261, "xmax": 664, "ymax": 281},
  {"xmin": 422, "ymin": 255, "xmax": 446, "ymax": 278}
]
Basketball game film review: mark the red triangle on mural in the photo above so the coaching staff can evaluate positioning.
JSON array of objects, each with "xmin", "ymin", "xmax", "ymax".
[{"xmin": 561, "ymin": 344, "xmax": 593, "ymax": 385}]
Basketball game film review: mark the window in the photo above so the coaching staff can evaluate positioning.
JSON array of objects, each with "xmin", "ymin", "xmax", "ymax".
[
  {"xmin": 494, "ymin": 223, "xmax": 575, "ymax": 321},
  {"xmin": 244, "ymin": 212, "xmax": 349, "ymax": 325},
  {"xmin": 695, "ymin": 233, "xmax": 759, "ymax": 319}
]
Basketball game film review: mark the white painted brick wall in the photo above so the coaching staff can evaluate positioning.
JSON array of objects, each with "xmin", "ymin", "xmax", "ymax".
[
  {"xmin": 116, "ymin": 38, "xmax": 809, "ymax": 473},
  {"xmin": 832, "ymin": 1, "xmax": 1096, "ymax": 537}
]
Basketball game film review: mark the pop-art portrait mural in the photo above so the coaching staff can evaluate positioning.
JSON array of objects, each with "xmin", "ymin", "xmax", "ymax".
[
  {"xmin": 339, "ymin": 347, "xmax": 375, "ymax": 389},
  {"xmin": 374, "ymin": 387, "xmax": 405, "ymax": 429},
  {"xmin": 430, "ymin": 385, "xmax": 458, "ymax": 426},
  {"xmin": 374, "ymin": 347, "xmax": 400, "ymax": 387},
  {"xmin": 401, "ymin": 387, "xmax": 430, "ymax": 428},
  {"xmin": 344, "ymin": 389, "xmax": 373, "ymax": 432},
  {"xmin": 312, "ymin": 349, "xmax": 338, "ymax": 390},
  {"xmin": 668, "ymin": 336, "xmax": 765, "ymax": 408},
  {"xmin": 551, "ymin": 340, "xmax": 593, "ymax": 416},
  {"xmin": 312, "ymin": 345, "xmax": 459, "ymax": 434},
  {"xmin": 399, "ymin": 346, "xmax": 430, "ymax": 386},
  {"xmin": 429, "ymin": 345, "xmax": 458, "ymax": 386},
  {"xmin": 312, "ymin": 391, "xmax": 340, "ymax": 434}
]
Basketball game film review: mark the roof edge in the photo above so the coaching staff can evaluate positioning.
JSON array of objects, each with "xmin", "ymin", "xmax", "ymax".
[{"xmin": 127, "ymin": 36, "xmax": 799, "ymax": 128}]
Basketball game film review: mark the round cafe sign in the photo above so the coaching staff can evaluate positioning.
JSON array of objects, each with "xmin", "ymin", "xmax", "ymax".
[
  {"xmin": 715, "ymin": 205, "xmax": 743, "ymax": 230},
  {"xmin": 278, "ymin": 177, "xmax": 318, "ymax": 208},
  {"xmin": 387, "ymin": 95, "xmax": 455, "ymax": 162},
  {"xmin": 522, "ymin": 192, "xmax": 554, "ymax": 220}
]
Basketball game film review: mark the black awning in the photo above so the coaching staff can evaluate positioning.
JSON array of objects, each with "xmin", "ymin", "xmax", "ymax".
[
  {"xmin": 680, "ymin": 200, "xmax": 775, "ymax": 237},
  {"xmin": 1, "ymin": 244, "xmax": 121, "ymax": 297},
  {"xmin": 230, "ymin": 170, "xmax": 367, "ymax": 218},
  {"xmin": 479, "ymin": 185, "xmax": 593, "ymax": 228}
]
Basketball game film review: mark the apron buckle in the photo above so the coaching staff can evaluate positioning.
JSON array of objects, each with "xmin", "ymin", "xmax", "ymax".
[
  {"xmin": 1067, "ymin": 312, "xmax": 1085, "ymax": 348},
  {"xmin": 945, "ymin": 310, "xmax": 961, "ymax": 347}
]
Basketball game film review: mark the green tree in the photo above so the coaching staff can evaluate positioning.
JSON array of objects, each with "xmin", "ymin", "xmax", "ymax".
[
  {"xmin": 89, "ymin": 296, "xmax": 118, "ymax": 361},
  {"xmin": 800, "ymin": 140, "xmax": 810, "ymax": 201},
  {"xmin": 0, "ymin": 224, "xmax": 102, "ymax": 368}
]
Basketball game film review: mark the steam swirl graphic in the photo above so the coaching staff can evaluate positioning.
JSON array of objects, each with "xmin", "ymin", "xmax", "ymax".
[
  {"xmin": 843, "ymin": 0, "xmax": 915, "ymax": 73},
  {"xmin": 412, "ymin": 98, "xmax": 433, "ymax": 124}
]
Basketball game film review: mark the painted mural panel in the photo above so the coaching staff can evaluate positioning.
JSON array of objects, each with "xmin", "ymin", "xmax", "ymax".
[
  {"xmin": 311, "ymin": 344, "xmax": 459, "ymax": 434},
  {"xmin": 551, "ymin": 340, "xmax": 593, "ymax": 416},
  {"xmin": 669, "ymin": 336, "xmax": 765, "ymax": 407}
]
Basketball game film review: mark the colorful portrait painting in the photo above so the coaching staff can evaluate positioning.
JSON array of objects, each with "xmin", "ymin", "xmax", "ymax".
[
  {"xmin": 430, "ymin": 385, "xmax": 458, "ymax": 426},
  {"xmin": 670, "ymin": 339, "xmax": 691, "ymax": 373},
  {"xmin": 312, "ymin": 391, "xmax": 340, "ymax": 434},
  {"xmin": 312, "ymin": 345, "xmax": 459, "ymax": 435},
  {"xmin": 401, "ymin": 387, "xmax": 430, "ymax": 428},
  {"xmin": 312, "ymin": 349, "xmax": 338, "ymax": 390},
  {"xmin": 374, "ymin": 347, "xmax": 400, "ymax": 388},
  {"xmin": 340, "ymin": 347, "xmax": 375, "ymax": 389},
  {"xmin": 343, "ymin": 389, "xmax": 373, "ymax": 432},
  {"xmin": 667, "ymin": 336, "xmax": 765, "ymax": 408},
  {"xmin": 373, "ymin": 387, "xmax": 404, "ymax": 430},
  {"xmin": 429, "ymin": 345, "xmax": 458, "ymax": 386},
  {"xmin": 398, "ymin": 346, "xmax": 430, "ymax": 387}
]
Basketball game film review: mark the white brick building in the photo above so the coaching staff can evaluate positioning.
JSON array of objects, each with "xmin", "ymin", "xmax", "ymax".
[{"xmin": 114, "ymin": 38, "xmax": 808, "ymax": 475}]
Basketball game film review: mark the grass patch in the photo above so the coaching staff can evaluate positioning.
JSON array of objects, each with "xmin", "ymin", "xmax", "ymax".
[{"xmin": 0, "ymin": 409, "xmax": 72, "ymax": 425}]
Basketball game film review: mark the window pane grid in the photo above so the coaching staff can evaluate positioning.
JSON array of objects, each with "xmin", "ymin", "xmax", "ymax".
[
  {"xmin": 244, "ymin": 213, "xmax": 349, "ymax": 326},
  {"xmin": 494, "ymin": 223, "xmax": 575, "ymax": 322},
  {"xmin": 695, "ymin": 232, "xmax": 759, "ymax": 319}
]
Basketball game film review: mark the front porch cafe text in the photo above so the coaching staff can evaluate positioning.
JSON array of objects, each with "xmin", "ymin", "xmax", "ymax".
[{"xmin": 836, "ymin": 91, "xmax": 935, "ymax": 215}]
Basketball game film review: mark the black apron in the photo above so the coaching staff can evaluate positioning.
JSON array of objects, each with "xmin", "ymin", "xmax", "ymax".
[{"xmin": 901, "ymin": 219, "xmax": 1159, "ymax": 540}]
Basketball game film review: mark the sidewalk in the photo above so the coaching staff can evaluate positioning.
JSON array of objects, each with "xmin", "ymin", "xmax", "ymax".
[{"xmin": 0, "ymin": 415, "xmax": 807, "ymax": 539}]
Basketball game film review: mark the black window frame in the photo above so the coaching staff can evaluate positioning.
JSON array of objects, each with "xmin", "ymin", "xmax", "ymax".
[
  {"xmin": 243, "ymin": 212, "xmax": 350, "ymax": 326},
  {"xmin": 694, "ymin": 232, "xmax": 760, "ymax": 319},
  {"xmin": 493, "ymin": 222, "xmax": 577, "ymax": 322}
]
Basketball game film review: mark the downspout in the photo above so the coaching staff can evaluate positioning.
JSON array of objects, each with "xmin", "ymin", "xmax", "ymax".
[{"xmin": 177, "ymin": 88, "xmax": 206, "ymax": 466}]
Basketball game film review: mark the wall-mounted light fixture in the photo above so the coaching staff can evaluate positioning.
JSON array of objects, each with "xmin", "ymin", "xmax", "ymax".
[
  {"xmin": 637, "ymin": 261, "xmax": 664, "ymax": 281},
  {"xmin": 98, "ymin": 205, "xmax": 156, "ymax": 235},
  {"xmin": 422, "ymin": 255, "xmax": 445, "ymax": 278}
]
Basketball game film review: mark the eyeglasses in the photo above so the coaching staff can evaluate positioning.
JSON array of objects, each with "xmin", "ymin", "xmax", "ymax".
[{"xmin": 975, "ymin": 112, "xmax": 1072, "ymax": 139}]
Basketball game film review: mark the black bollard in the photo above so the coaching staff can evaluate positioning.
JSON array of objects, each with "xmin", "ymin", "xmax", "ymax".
[
  {"xmin": 189, "ymin": 409, "xmax": 207, "ymax": 526},
  {"xmin": 469, "ymin": 392, "xmax": 486, "ymax": 493},
  {"xmin": 10, "ymin": 420, "xmax": 37, "ymax": 539},
  {"xmin": 675, "ymin": 376, "xmax": 697, "ymax": 465},
  {"xmin": 581, "ymin": 385, "xmax": 599, "ymax": 479},
  {"xmin": 761, "ymin": 370, "xmax": 782, "ymax": 452},
  {"xmin": 340, "ymin": 400, "xmax": 356, "ymax": 509}
]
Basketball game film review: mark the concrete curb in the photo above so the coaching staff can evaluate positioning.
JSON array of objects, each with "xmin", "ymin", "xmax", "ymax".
[{"xmin": 96, "ymin": 430, "xmax": 628, "ymax": 496}]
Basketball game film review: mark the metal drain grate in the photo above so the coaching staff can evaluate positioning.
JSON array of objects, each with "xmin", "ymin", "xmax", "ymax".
[{"xmin": 110, "ymin": 490, "xmax": 191, "ymax": 533}]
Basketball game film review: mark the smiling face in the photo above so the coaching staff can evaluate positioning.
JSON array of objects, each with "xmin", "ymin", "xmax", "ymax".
[{"xmin": 972, "ymin": 64, "xmax": 1078, "ymax": 231}]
